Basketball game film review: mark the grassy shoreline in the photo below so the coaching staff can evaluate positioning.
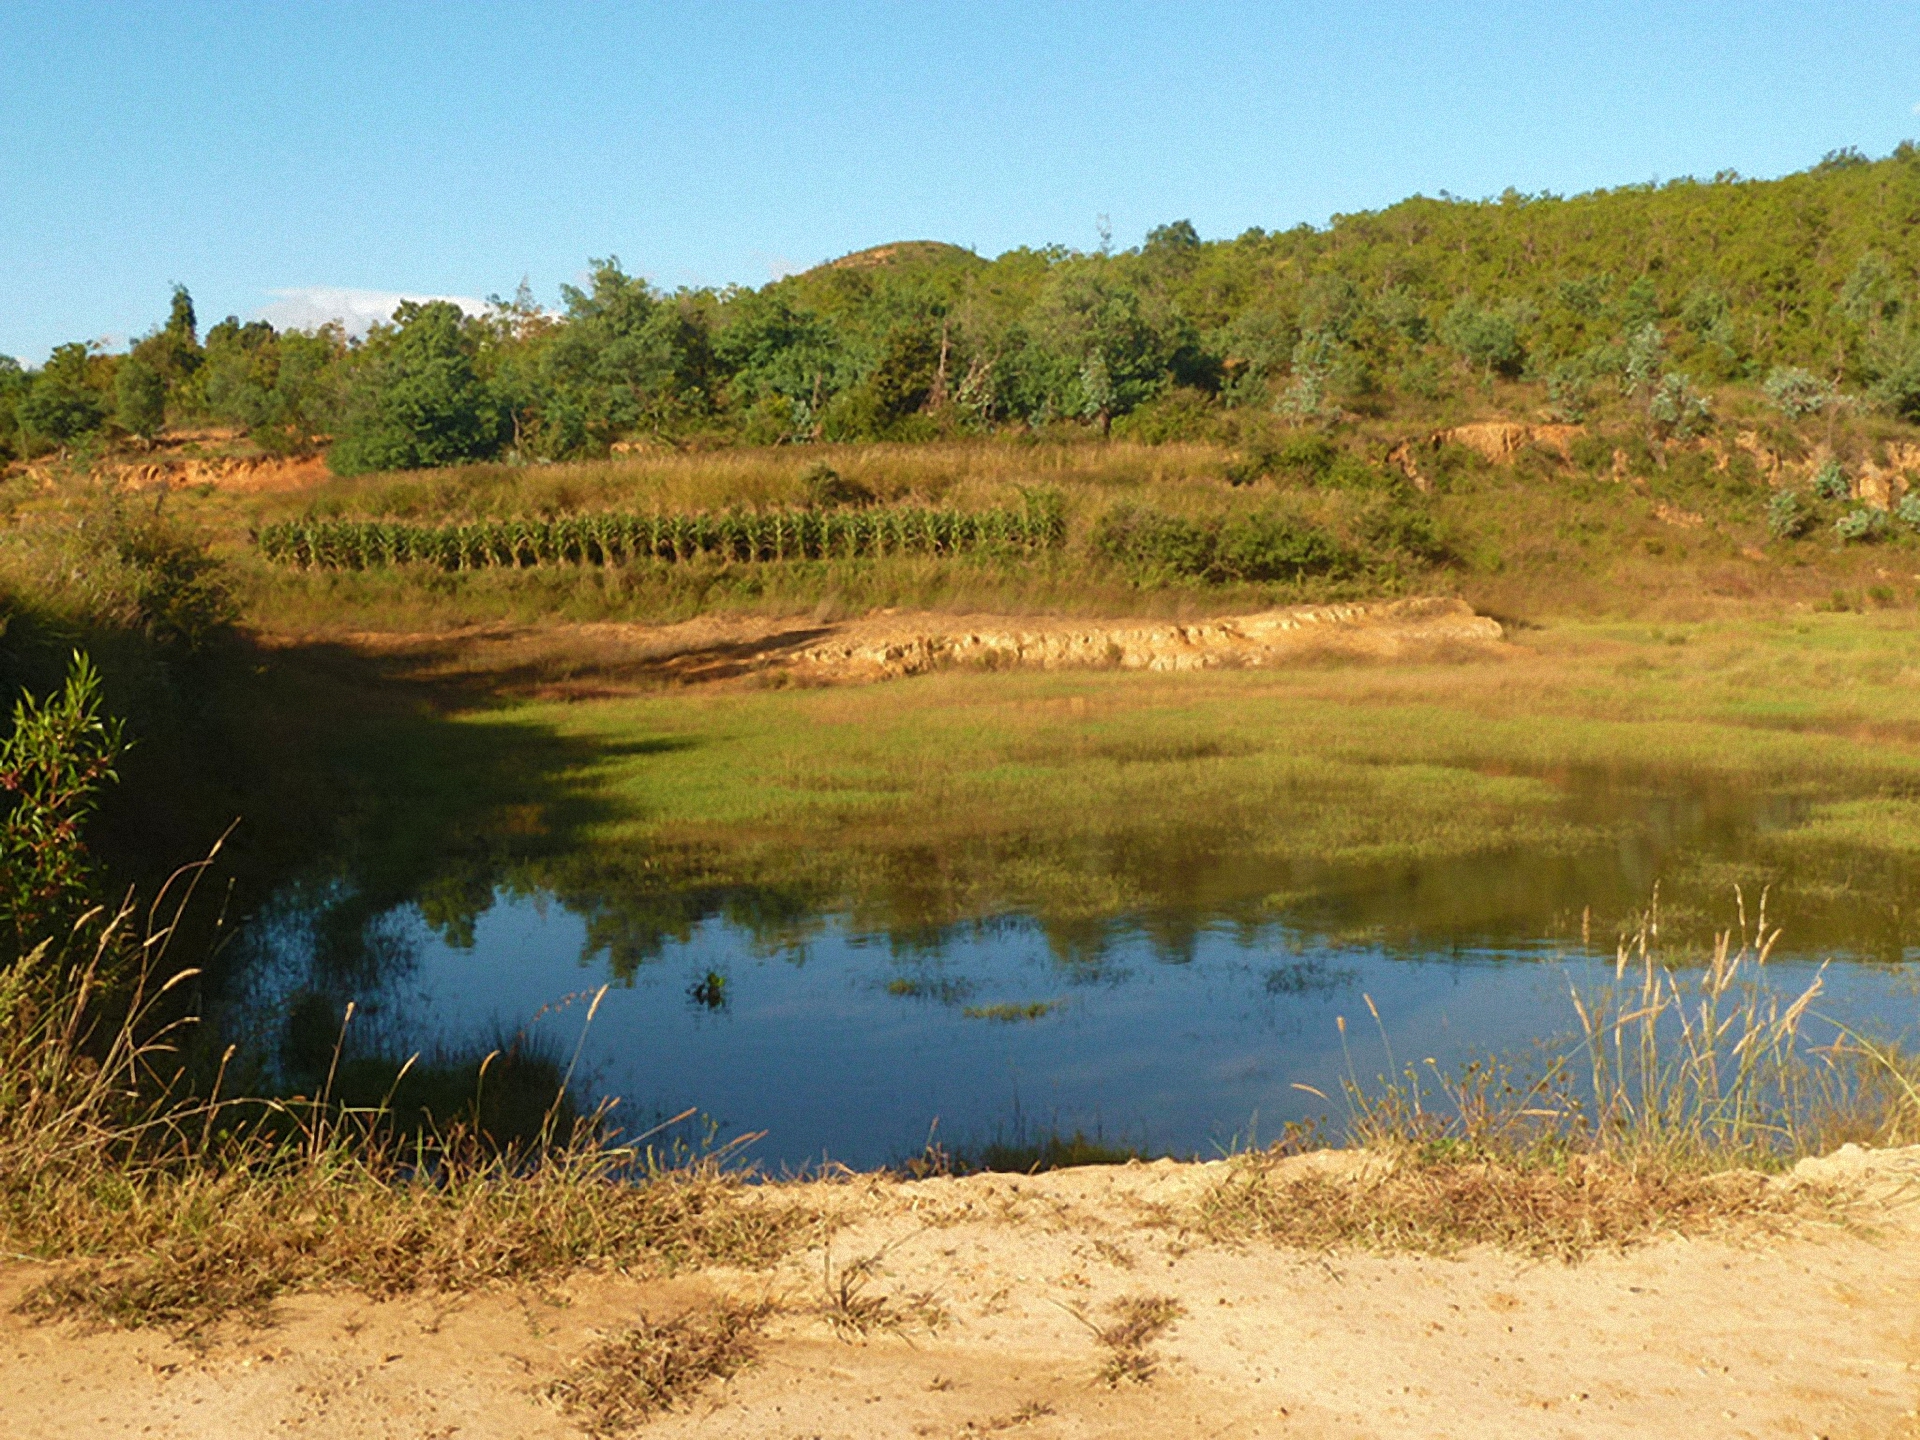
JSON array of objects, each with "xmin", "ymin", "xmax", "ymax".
[{"xmin": 5, "ymin": 438, "xmax": 1920, "ymax": 1351}]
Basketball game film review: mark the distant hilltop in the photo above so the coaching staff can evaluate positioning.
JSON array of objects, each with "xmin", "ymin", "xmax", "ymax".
[{"xmin": 7, "ymin": 145, "xmax": 1920, "ymax": 474}]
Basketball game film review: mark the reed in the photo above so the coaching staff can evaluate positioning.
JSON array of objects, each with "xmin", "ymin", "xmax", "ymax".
[{"xmin": 1198, "ymin": 891, "xmax": 1919, "ymax": 1259}]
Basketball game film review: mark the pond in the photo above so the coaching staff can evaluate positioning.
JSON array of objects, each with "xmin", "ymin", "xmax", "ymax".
[{"xmin": 225, "ymin": 765, "xmax": 1920, "ymax": 1171}]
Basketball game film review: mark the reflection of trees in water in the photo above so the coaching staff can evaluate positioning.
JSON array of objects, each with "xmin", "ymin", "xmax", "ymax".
[{"xmin": 232, "ymin": 766, "xmax": 1920, "ymax": 1052}]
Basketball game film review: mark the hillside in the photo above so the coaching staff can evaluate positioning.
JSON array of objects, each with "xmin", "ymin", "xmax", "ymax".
[{"xmin": 7, "ymin": 146, "xmax": 1920, "ymax": 476}]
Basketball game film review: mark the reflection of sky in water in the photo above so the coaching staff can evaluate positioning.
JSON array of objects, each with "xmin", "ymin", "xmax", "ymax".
[{"xmin": 243, "ymin": 891, "xmax": 1920, "ymax": 1171}]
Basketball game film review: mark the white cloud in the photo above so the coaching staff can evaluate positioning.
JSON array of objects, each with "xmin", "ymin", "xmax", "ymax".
[
  {"xmin": 256, "ymin": 286, "xmax": 488, "ymax": 335},
  {"xmin": 752, "ymin": 252, "xmax": 807, "ymax": 282}
]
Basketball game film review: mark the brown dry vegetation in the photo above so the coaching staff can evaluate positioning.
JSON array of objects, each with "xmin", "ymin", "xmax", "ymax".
[{"xmin": 544, "ymin": 1300, "xmax": 770, "ymax": 1435}]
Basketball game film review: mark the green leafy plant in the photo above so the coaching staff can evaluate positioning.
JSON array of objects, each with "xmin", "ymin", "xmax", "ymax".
[
  {"xmin": 1762, "ymin": 366, "xmax": 1838, "ymax": 419},
  {"xmin": 1812, "ymin": 460, "xmax": 1851, "ymax": 501},
  {"xmin": 1834, "ymin": 507, "xmax": 1887, "ymax": 543},
  {"xmin": 0, "ymin": 654, "xmax": 124, "ymax": 956},
  {"xmin": 1765, "ymin": 489, "xmax": 1811, "ymax": 539}
]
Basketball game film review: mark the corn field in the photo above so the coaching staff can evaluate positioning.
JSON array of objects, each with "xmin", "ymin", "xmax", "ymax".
[{"xmin": 255, "ymin": 499, "xmax": 1067, "ymax": 572}]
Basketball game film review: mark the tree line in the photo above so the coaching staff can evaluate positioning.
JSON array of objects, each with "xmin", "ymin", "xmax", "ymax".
[{"xmin": 8, "ymin": 145, "xmax": 1920, "ymax": 474}]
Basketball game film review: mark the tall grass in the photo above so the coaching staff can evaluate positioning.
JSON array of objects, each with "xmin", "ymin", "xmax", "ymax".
[
  {"xmin": 1333, "ymin": 890, "xmax": 1918, "ymax": 1168},
  {"xmin": 0, "ymin": 883, "xmax": 806, "ymax": 1335},
  {"xmin": 1199, "ymin": 892, "xmax": 1919, "ymax": 1258}
]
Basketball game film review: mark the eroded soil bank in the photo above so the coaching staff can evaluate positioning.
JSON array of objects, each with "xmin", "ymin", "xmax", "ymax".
[
  {"xmin": 288, "ymin": 595, "xmax": 1505, "ymax": 695},
  {"xmin": 3, "ymin": 1145, "xmax": 1917, "ymax": 1440}
]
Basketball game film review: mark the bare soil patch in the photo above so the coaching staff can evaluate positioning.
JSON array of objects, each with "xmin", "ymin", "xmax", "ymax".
[
  {"xmin": 271, "ymin": 596, "xmax": 1505, "ymax": 697},
  {"xmin": 5, "ymin": 1146, "xmax": 1917, "ymax": 1439}
]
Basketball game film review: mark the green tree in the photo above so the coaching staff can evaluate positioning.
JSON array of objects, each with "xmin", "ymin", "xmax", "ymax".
[
  {"xmin": 129, "ymin": 284, "xmax": 204, "ymax": 393},
  {"xmin": 17, "ymin": 344, "xmax": 107, "ymax": 447},
  {"xmin": 113, "ymin": 356, "xmax": 166, "ymax": 440},
  {"xmin": 329, "ymin": 301, "xmax": 504, "ymax": 475},
  {"xmin": 530, "ymin": 259, "xmax": 714, "ymax": 455},
  {"xmin": 714, "ymin": 290, "xmax": 853, "ymax": 433},
  {"xmin": 1438, "ymin": 298, "xmax": 1522, "ymax": 379},
  {"xmin": 0, "ymin": 357, "xmax": 25, "ymax": 461}
]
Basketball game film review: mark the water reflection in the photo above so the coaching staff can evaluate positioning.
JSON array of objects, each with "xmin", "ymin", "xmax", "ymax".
[{"xmin": 223, "ymin": 767, "xmax": 1920, "ymax": 1169}]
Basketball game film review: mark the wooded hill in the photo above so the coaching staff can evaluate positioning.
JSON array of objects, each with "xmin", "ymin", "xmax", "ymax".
[{"xmin": 8, "ymin": 145, "xmax": 1920, "ymax": 472}]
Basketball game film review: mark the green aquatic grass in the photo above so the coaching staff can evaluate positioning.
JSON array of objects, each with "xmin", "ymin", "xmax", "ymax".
[{"xmin": 382, "ymin": 615, "xmax": 1920, "ymax": 949}]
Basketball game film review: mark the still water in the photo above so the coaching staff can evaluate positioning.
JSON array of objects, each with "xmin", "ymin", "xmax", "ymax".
[{"xmin": 236, "ymin": 844, "xmax": 1920, "ymax": 1175}]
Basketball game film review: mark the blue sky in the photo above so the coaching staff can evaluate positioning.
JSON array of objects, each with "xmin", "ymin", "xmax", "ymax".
[{"xmin": 4, "ymin": 1, "xmax": 1919, "ymax": 362}]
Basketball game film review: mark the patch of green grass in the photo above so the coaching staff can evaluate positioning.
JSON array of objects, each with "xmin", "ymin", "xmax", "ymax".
[{"xmin": 230, "ymin": 612, "xmax": 1920, "ymax": 961}]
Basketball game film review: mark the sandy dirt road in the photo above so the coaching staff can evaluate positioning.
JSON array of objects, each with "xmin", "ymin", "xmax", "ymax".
[{"xmin": 3, "ymin": 1147, "xmax": 1918, "ymax": 1439}]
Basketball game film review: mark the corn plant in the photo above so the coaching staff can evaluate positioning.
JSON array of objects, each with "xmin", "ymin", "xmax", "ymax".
[{"xmin": 256, "ymin": 496, "xmax": 1068, "ymax": 572}]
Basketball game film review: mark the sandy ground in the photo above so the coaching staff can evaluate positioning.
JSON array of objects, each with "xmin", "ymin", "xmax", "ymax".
[
  {"xmin": 282, "ymin": 596, "xmax": 1506, "ymax": 695},
  {"xmin": 4, "ymin": 1146, "xmax": 1918, "ymax": 1439}
]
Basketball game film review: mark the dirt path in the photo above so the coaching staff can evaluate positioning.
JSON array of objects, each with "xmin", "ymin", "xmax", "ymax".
[
  {"xmin": 5, "ymin": 1147, "xmax": 1918, "ymax": 1439},
  {"xmin": 283, "ymin": 596, "xmax": 1504, "ymax": 696}
]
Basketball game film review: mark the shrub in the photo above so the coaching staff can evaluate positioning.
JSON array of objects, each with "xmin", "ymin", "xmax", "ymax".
[
  {"xmin": 1111, "ymin": 386, "xmax": 1217, "ymax": 444},
  {"xmin": 1215, "ymin": 512, "xmax": 1353, "ymax": 581},
  {"xmin": 1834, "ymin": 507, "xmax": 1887, "ymax": 543},
  {"xmin": 1647, "ymin": 373, "xmax": 1711, "ymax": 438},
  {"xmin": 1, "ymin": 493, "xmax": 234, "ymax": 648},
  {"xmin": 1895, "ymin": 492, "xmax": 1920, "ymax": 530},
  {"xmin": 800, "ymin": 463, "xmax": 874, "ymax": 509},
  {"xmin": 1766, "ymin": 490, "xmax": 1812, "ymax": 540},
  {"xmin": 1225, "ymin": 431, "xmax": 1337, "ymax": 487},
  {"xmin": 1090, "ymin": 506, "xmax": 1353, "ymax": 583},
  {"xmin": 1762, "ymin": 366, "xmax": 1838, "ymax": 419},
  {"xmin": 1812, "ymin": 459, "xmax": 1851, "ymax": 501},
  {"xmin": 0, "ymin": 654, "xmax": 123, "ymax": 956}
]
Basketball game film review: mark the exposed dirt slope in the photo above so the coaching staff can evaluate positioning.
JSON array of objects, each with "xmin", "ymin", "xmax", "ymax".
[
  {"xmin": 4, "ymin": 1146, "xmax": 1917, "ymax": 1439},
  {"xmin": 295, "ymin": 597, "xmax": 1505, "ymax": 696}
]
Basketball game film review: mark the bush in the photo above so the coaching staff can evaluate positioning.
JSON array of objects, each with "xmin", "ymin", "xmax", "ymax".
[
  {"xmin": 1647, "ymin": 372, "xmax": 1711, "ymax": 438},
  {"xmin": 1766, "ymin": 489, "xmax": 1812, "ymax": 540},
  {"xmin": 1090, "ymin": 506, "xmax": 1354, "ymax": 583},
  {"xmin": 1225, "ymin": 432, "xmax": 1342, "ymax": 487},
  {"xmin": 1, "ymin": 493, "xmax": 234, "ymax": 649},
  {"xmin": 1111, "ymin": 387, "xmax": 1217, "ymax": 444},
  {"xmin": 1895, "ymin": 492, "xmax": 1920, "ymax": 530},
  {"xmin": 1812, "ymin": 460, "xmax": 1851, "ymax": 501},
  {"xmin": 1763, "ymin": 366, "xmax": 1838, "ymax": 419},
  {"xmin": 1834, "ymin": 507, "xmax": 1887, "ymax": 543},
  {"xmin": 0, "ymin": 654, "xmax": 124, "ymax": 957},
  {"xmin": 800, "ymin": 463, "xmax": 874, "ymax": 509}
]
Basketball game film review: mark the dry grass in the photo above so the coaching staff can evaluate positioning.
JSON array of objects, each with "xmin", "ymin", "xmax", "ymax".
[
  {"xmin": 544, "ymin": 1299, "xmax": 770, "ymax": 1435},
  {"xmin": 15, "ymin": 1157, "xmax": 802, "ymax": 1336},
  {"xmin": 0, "ymin": 894, "xmax": 811, "ymax": 1337},
  {"xmin": 1192, "ymin": 1151, "xmax": 1817, "ymax": 1261},
  {"xmin": 1088, "ymin": 1294, "xmax": 1184, "ymax": 1386},
  {"xmin": 1195, "ymin": 892, "xmax": 1917, "ymax": 1261},
  {"xmin": 815, "ymin": 1244, "xmax": 948, "ymax": 1339}
]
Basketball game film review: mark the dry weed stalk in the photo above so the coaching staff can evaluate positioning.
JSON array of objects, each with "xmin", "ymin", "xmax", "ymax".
[
  {"xmin": 816, "ymin": 1242, "xmax": 948, "ymax": 1339},
  {"xmin": 545, "ymin": 1300, "xmax": 769, "ymax": 1435},
  {"xmin": 1202, "ymin": 888, "xmax": 1917, "ymax": 1259},
  {"xmin": 1081, "ymin": 1293, "xmax": 1184, "ymax": 1386}
]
